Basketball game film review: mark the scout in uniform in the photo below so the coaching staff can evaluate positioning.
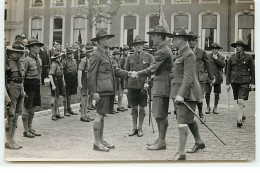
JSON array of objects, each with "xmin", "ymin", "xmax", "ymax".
[
  {"xmin": 226, "ymin": 39, "xmax": 255, "ymax": 127},
  {"xmin": 22, "ymin": 37, "xmax": 44, "ymax": 138},
  {"xmin": 78, "ymin": 43, "xmax": 95, "ymax": 122},
  {"xmin": 88, "ymin": 30, "xmax": 130, "ymax": 152},
  {"xmin": 169, "ymin": 27, "xmax": 205, "ymax": 160},
  {"xmin": 131, "ymin": 25, "xmax": 174, "ymax": 150},
  {"xmin": 48, "ymin": 51, "xmax": 66, "ymax": 121},
  {"xmin": 125, "ymin": 35, "xmax": 153, "ymax": 137},
  {"xmin": 5, "ymin": 41, "xmax": 27, "ymax": 149},
  {"xmin": 188, "ymin": 32, "xmax": 215, "ymax": 122},
  {"xmin": 63, "ymin": 47, "xmax": 78, "ymax": 116},
  {"xmin": 205, "ymin": 43, "xmax": 226, "ymax": 114}
]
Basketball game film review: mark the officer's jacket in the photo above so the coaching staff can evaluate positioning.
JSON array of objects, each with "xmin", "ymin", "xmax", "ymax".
[
  {"xmin": 22, "ymin": 53, "xmax": 42, "ymax": 79},
  {"xmin": 170, "ymin": 45, "xmax": 202, "ymax": 101},
  {"xmin": 207, "ymin": 53, "xmax": 226, "ymax": 84},
  {"xmin": 193, "ymin": 47, "xmax": 214, "ymax": 83},
  {"xmin": 87, "ymin": 47, "xmax": 128, "ymax": 96},
  {"xmin": 226, "ymin": 52, "xmax": 255, "ymax": 85},
  {"xmin": 49, "ymin": 62, "xmax": 63, "ymax": 77},
  {"xmin": 63, "ymin": 58, "xmax": 77, "ymax": 76},
  {"xmin": 6, "ymin": 56, "xmax": 25, "ymax": 82},
  {"xmin": 137, "ymin": 41, "xmax": 173, "ymax": 97},
  {"xmin": 126, "ymin": 51, "xmax": 154, "ymax": 89}
]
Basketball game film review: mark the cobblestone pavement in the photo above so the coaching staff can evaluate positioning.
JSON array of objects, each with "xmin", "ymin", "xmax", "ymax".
[{"xmin": 5, "ymin": 83, "xmax": 255, "ymax": 161}]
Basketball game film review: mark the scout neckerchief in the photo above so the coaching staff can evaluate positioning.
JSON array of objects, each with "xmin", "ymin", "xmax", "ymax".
[
  {"xmin": 10, "ymin": 56, "xmax": 23, "ymax": 76},
  {"xmin": 29, "ymin": 52, "xmax": 41, "ymax": 74}
]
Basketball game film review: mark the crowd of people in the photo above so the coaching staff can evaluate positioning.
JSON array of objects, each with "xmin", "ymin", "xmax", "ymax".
[{"xmin": 4, "ymin": 24, "xmax": 255, "ymax": 160}]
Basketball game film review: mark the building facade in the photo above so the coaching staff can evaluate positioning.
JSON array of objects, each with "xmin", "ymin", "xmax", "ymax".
[{"xmin": 20, "ymin": 0, "xmax": 255, "ymax": 54}]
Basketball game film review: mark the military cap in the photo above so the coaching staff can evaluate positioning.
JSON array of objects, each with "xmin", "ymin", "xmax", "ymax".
[
  {"xmin": 147, "ymin": 25, "xmax": 172, "ymax": 36},
  {"xmin": 91, "ymin": 29, "xmax": 115, "ymax": 41},
  {"xmin": 187, "ymin": 31, "xmax": 200, "ymax": 39},
  {"xmin": 6, "ymin": 40, "xmax": 28, "ymax": 52},
  {"xmin": 25, "ymin": 37, "xmax": 44, "ymax": 48},
  {"xmin": 83, "ymin": 42, "xmax": 94, "ymax": 52}
]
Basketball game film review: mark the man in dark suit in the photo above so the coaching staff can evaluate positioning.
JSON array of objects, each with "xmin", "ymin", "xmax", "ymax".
[
  {"xmin": 39, "ymin": 44, "xmax": 50, "ymax": 85},
  {"xmin": 88, "ymin": 30, "xmax": 130, "ymax": 152},
  {"xmin": 226, "ymin": 39, "xmax": 255, "ymax": 127},
  {"xmin": 131, "ymin": 25, "xmax": 174, "ymax": 150},
  {"xmin": 188, "ymin": 32, "xmax": 214, "ymax": 122},
  {"xmin": 169, "ymin": 27, "xmax": 205, "ymax": 160}
]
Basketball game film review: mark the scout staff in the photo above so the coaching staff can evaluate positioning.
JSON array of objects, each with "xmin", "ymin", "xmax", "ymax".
[
  {"xmin": 226, "ymin": 39, "xmax": 255, "ymax": 127},
  {"xmin": 131, "ymin": 25, "xmax": 174, "ymax": 150},
  {"xmin": 125, "ymin": 35, "xmax": 153, "ymax": 137},
  {"xmin": 22, "ymin": 37, "xmax": 44, "ymax": 138},
  {"xmin": 205, "ymin": 43, "xmax": 226, "ymax": 114},
  {"xmin": 5, "ymin": 41, "xmax": 27, "ymax": 149}
]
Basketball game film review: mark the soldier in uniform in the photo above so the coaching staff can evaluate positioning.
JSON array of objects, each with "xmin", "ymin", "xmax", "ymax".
[
  {"xmin": 78, "ymin": 43, "xmax": 95, "ymax": 122},
  {"xmin": 22, "ymin": 37, "xmax": 44, "ymax": 138},
  {"xmin": 63, "ymin": 47, "xmax": 78, "ymax": 116},
  {"xmin": 226, "ymin": 39, "xmax": 255, "ymax": 127},
  {"xmin": 131, "ymin": 25, "xmax": 173, "ymax": 150},
  {"xmin": 5, "ymin": 41, "xmax": 27, "ymax": 149},
  {"xmin": 205, "ymin": 43, "xmax": 226, "ymax": 114},
  {"xmin": 188, "ymin": 32, "xmax": 215, "ymax": 122},
  {"xmin": 169, "ymin": 27, "xmax": 205, "ymax": 160},
  {"xmin": 88, "ymin": 30, "xmax": 130, "ymax": 152},
  {"xmin": 48, "ymin": 51, "xmax": 66, "ymax": 121},
  {"xmin": 125, "ymin": 35, "xmax": 153, "ymax": 137}
]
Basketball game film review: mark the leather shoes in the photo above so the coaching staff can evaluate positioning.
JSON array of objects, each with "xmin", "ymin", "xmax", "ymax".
[
  {"xmin": 30, "ymin": 129, "xmax": 41, "ymax": 136},
  {"xmin": 52, "ymin": 116, "xmax": 58, "ymax": 121},
  {"xmin": 56, "ymin": 114, "xmax": 64, "ymax": 119},
  {"xmin": 147, "ymin": 143, "xmax": 166, "ymax": 150},
  {"xmin": 129, "ymin": 129, "xmax": 138, "ymax": 136},
  {"xmin": 187, "ymin": 143, "xmax": 205, "ymax": 153},
  {"xmin": 237, "ymin": 121, "xmax": 243, "ymax": 127},
  {"xmin": 175, "ymin": 152, "xmax": 186, "ymax": 160},
  {"xmin": 93, "ymin": 144, "xmax": 110, "ymax": 152},
  {"xmin": 242, "ymin": 116, "xmax": 246, "ymax": 122},
  {"xmin": 213, "ymin": 108, "xmax": 219, "ymax": 114},
  {"xmin": 68, "ymin": 110, "xmax": 77, "ymax": 115},
  {"xmin": 205, "ymin": 107, "xmax": 211, "ymax": 114},
  {"xmin": 102, "ymin": 141, "xmax": 115, "ymax": 149},
  {"xmin": 23, "ymin": 132, "xmax": 35, "ymax": 138},
  {"xmin": 137, "ymin": 129, "xmax": 143, "ymax": 137},
  {"xmin": 80, "ymin": 117, "xmax": 90, "ymax": 122}
]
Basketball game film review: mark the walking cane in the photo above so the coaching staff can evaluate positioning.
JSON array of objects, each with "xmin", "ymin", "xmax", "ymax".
[
  {"xmin": 228, "ymin": 90, "xmax": 230, "ymax": 117},
  {"xmin": 183, "ymin": 102, "xmax": 226, "ymax": 146},
  {"xmin": 148, "ymin": 78, "xmax": 154, "ymax": 134}
]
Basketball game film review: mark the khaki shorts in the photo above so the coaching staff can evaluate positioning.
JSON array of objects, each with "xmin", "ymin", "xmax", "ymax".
[
  {"xmin": 176, "ymin": 101, "xmax": 196, "ymax": 124},
  {"xmin": 152, "ymin": 96, "xmax": 169, "ymax": 119}
]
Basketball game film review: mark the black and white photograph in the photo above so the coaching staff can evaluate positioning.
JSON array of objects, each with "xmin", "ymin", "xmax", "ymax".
[{"xmin": 2, "ymin": 0, "xmax": 256, "ymax": 162}]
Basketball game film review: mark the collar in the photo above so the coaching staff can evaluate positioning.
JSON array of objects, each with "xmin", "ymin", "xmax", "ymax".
[
  {"xmin": 192, "ymin": 46, "xmax": 197, "ymax": 52},
  {"xmin": 178, "ymin": 45, "xmax": 189, "ymax": 55},
  {"xmin": 157, "ymin": 41, "xmax": 167, "ymax": 50},
  {"xmin": 10, "ymin": 56, "xmax": 19, "ymax": 62},
  {"xmin": 29, "ymin": 52, "xmax": 37, "ymax": 59}
]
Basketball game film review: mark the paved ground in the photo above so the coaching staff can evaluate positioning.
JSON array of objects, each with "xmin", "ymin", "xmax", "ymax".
[{"xmin": 5, "ymin": 81, "xmax": 255, "ymax": 161}]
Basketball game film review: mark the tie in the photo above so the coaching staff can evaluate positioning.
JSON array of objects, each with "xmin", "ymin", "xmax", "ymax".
[{"xmin": 35, "ymin": 57, "xmax": 42, "ymax": 74}]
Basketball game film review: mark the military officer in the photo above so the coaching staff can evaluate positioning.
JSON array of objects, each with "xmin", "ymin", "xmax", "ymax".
[
  {"xmin": 49, "ymin": 51, "xmax": 66, "ymax": 121},
  {"xmin": 39, "ymin": 44, "xmax": 51, "ymax": 85},
  {"xmin": 226, "ymin": 39, "xmax": 255, "ymax": 127},
  {"xmin": 63, "ymin": 47, "xmax": 78, "ymax": 116},
  {"xmin": 131, "ymin": 25, "xmax": 174, "ymax": 150},
  {"xmin": 205, "ymin": 43, "xmax": 226, "ymax": 114},
  {"xmin": 88, "ymin": 30, "xmax": 130, "ymax": 152},
  {"xmin": 22, "ymin": 37, "xmax": 44, "ymax": 138},
  {"xmin": 125, "ymin": 35, "xmax": 153, "ymax": 137},
  {"xmin": 188, "ymin": 32, "xmax": 214, "ymax": 122},
  {"xmin": 169, "ymin": 27, "xmax": 205, "ymax": 160},
  {"xmin": 5, "ymin": 41, "xmax": 27, "ymax": 149},
  {"xmin": 78, "ymin": 43, "xmax": 95, "ymax": 122}
]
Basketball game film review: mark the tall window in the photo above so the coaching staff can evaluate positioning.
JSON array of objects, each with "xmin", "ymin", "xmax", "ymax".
[
  {"xmin": 149, "ymin": 14, "xmax": 159, "ymax": 47},
  {"xmin": 73, "ymin": 17, "xmax": 86, "ymax": 44},
  {"xmin": 31, "ymin": 0, "xmax": 43, "ymax": 7},
  {"xmin": 31, "ymin": 17, "xmax": 43, "ymax": 41},
  {"xmin": 237, "ymin": 13, "xmax": 254, "ymax": 51},
  {"xmin": 52, "ymin": 0, "xmax": 65, "ymax": 7},
  {"xmin": 123, "ymin": 15, "xmax": 137, "ymax": 46},
  {"xmin": 171, "ymin": 12, "xmax": 190, "ymax": 33},
  {"xmin": 53, "ymin": 17, "xmax": 63, "ymax": 45}
]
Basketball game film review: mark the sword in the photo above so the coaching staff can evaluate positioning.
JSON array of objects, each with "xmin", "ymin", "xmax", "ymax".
[{"xmin": 183, "ymin": 102, "xmax": 226, "ymax": 146}]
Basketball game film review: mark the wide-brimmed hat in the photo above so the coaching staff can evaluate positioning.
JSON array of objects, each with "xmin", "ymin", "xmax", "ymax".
[
  {"xmin": 187, "ymin": 31, "xmax": 200, "ymax": 40},
  {"xmin": 112, "ymin": 50, "xmax": 122, "ymax": 56},
  {"xmin": 147, "ymin": 25, "xmax": 172, "ymax": 36},
  {"xmin": 132, "ymin": 35, "xmax": 148, "ymax": 45},
  {"xmin": 6, "ymin": 40, "xmax": 27, "ymax": 52},
  {"xmin": 110, "ymin": 44, "xmax": 120, "ymax": 50},
  {"xmin": 83, "ymin": 43, "xmax": 94, "ymax": 53},
  {"xmin": 25, "ymin": 37, "xmax": 44, "ymax": 48},
  {"xmin": 91, "ymin": 30, "xmax": 115, "ymax": 41},
  {"xmin": 209, "ymin": 42, "xmax": 223, "ymax": 49},
  {"xmin": 231, "ymin": 39, "xmax": 247, "ymax": 48},
  {"xmin": 66, "ymin": 47, "xmax": 74, "ymax": 54},
  {"xmin": 167, "ymin": 28, "xmax": 194, "ymax": 39},
  {"xmin": 122, "ymin": 45, "xmax": 130, "ymax": 51},
  {"xmin": 51, "ymin": 51, "xmax": 64, "ymax": 59}
]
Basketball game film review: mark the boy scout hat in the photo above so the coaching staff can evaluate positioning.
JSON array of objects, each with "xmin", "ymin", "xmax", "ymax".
[
  {"xmin": 122, "ymin": 45, "xmax": 130, "ymax": 51},
  {"xmin": 132, "ymin": 35, "xmax": 148, "ymax": 45},
  {"xmin": 168, "ymin": 28, "xmax": 194, "ymax": 39},
  {"xmin": 66, "ymin": 47, "xmax": 74, "ymax": 54},
  {"xmin": 209, "ymin": 42, "xmax": 223, "ymax": 49},
  {"xmin": 91, "ymin": 29, "xmax": 115, "ymax": 41},
  {"xmin": 6, "ymin": 40, "xmax": 27, "ymax": 52},
  {"xmin": 112, "ymin": 50, "xmax": 122, "ymax": 56},
  {"xmin": 231, "ymin": 39, "xmax": 247, "ymax": 48},
  {"xmin": 83, "ymin": 43, "xmax": 94, "ymax": 52},
  {"xmin": 187, "ymin": 31, "xmax": 200, "ymax": 39},
  {"xmin": 25, "ymin": 37, "xmax": 44, "ymax": 48},
  {"xmin": 51, "ymin": 51, "xmax": 64, "ymax": 59},
  {"xmin": 147, "ymin": 25, "xmax": 172, "ymax": 36}
]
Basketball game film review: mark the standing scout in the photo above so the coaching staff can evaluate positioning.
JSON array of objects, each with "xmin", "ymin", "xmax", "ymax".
[
  {"xmin": 88, "ymin": 30, "xmax": 130, "ymax": 152},
  {"xmin": 48, "ymin": 51, "xmax": 66, "ymax": 121},
  {"xmin": 5, "ymin": 41, "xmax": 27, "ymax": 149},
  {"xmin": 169, "ymin": 27, "xmax": 205, "ymax": 160},
  {"xmin": 125, "ymin": 35, "xmax": 153, "ymax": 137},
  {"xmin": 78, "ymin": 43, "xmax": 95, "ymax": 122},
  {"xmin": 22, "ymin": 37, "xmax": 44, "ymax": 138},
  {"xmin": 63, "ymin": 47, "xmax": 78, "ymax": 116},
  {"xmin": 226, "ymin": 39, "xmax": 255, "ymax": 127},
  {"xmin": 131, "ymin": 25, "xmax": 174, "ymax": 150},
  {"xmin": 188, "ymin": 32, "xmax": 214, "ymax": 122},
  {"xmin": 205, "ymin": 43, "xmax": 226, "ymax": 114}
]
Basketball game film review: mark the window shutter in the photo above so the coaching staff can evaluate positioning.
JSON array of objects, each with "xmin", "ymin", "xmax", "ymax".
[{"xmin": 202, "ymin": 15, "xmax": 217, "ymax": 29}]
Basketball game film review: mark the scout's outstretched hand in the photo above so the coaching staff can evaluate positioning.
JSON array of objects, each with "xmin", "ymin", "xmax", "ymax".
[
  {"xmin": 174, "ymin": 95, "xmax": 184, "ymax": 107},
  {"xmin": 129, "ymin": 71, "xmax": 138, "ymax": 78}
]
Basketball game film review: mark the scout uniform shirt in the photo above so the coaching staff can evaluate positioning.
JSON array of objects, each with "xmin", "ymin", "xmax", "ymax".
[
  {"xmin": 49, "ymin": 61, "xmax": 63, "ymax": 78},
  {"xmin": 207, "ymin": 53, "xmax": 226, "ymax": 84},
  {"xmin": 22, "ymin": 53, "xmax": 42, "ymax": 79},
  {"xmin": 78, "ymin": 57, "xmax": 89, "ymax": 90},
  {"xmin": 6, "ymin": 56, "xmax": 25, "ymax": 83}
]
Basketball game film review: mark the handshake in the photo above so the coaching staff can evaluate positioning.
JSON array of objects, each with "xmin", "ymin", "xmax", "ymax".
[{"xmin": 128, "ymin": 71, "xmax": 138, "ymax": 78}]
